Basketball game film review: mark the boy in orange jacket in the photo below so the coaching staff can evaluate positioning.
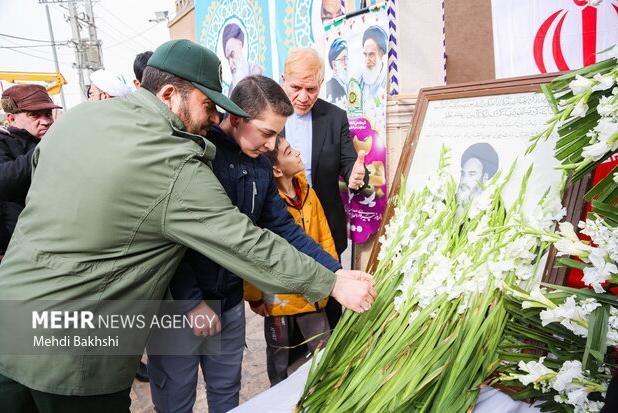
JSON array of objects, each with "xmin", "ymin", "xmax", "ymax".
[{"xmin": 244, "ymin": 136, "xmax": 338, "ymax": 385}]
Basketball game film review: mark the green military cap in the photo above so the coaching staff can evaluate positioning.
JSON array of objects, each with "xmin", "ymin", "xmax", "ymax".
[{"xmin": 148, "ymin": 39, "xmax": 249, "ymax": 118}]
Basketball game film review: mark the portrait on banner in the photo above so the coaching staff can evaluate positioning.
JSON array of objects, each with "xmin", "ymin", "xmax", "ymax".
[
  {"xmin": 219, "ymin": 21, "xmax": 263, "ymax": 95},
  {"xmin": 322, "ymin": 7, "xmax": 390, "ymax": 244},
  {"xmin": 196, "ymin": 0, "xmax": 269, "ymax": 96}
]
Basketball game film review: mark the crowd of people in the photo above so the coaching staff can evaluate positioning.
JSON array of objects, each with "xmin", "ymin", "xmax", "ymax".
[{"xmin": 0, "ymin": 39, "xmax": 374, "ymax": 413}]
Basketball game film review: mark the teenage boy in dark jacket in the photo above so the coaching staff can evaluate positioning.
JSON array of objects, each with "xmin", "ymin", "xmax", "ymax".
[
  {"xmin": 148, "ymin": 75, "xmax": 347, "ymax": 413},
  {"xmin": 0, "ymin": 84, "xmax": 60, "ymax": 256}
]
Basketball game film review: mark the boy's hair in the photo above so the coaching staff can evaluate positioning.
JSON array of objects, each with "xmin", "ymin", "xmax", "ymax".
[
  {"xmin": 265, "ymin": 135, "xmax": 283, "ymax": 166},
  {"xmin": 133, "ymin": 51, "xmax": 153, "ymax": 82},
  {"xmin": 230, "ymin": 75, "xmax": 293, "ymax": 120}
]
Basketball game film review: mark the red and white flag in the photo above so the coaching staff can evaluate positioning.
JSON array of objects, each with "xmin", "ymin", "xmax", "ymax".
[{"xmin": 491, "ymin": 0, "xmax": 618, "ymax": 78}]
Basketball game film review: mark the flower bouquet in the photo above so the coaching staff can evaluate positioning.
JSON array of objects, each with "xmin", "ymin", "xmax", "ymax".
[
  {"xmin": 528, "ymin": 46, "xmax": 618, "ymax": 225},
  {"xmin": 489, "ymin": 45, "xmax": 618, "ymax": 413},
  {"xmin": 297, "ymin": 147, "xmax": 564, "ymax": 412}
]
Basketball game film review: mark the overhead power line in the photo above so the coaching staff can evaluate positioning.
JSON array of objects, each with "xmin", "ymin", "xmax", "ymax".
[
  {"xmin": 0, "ymin": 44, "xmax": 69, "ymax": 49},
  {"xmin": 1, "ymin": 47, "xmax": 72, "ymax": 65},
  {"xmin": 0, "ymin": 33, "xmax": 56, "ymax": 43},
  {"xmin": 97, "ymin": 4, "xmax": 153, "ymax": 49},
  {"xmin": 0, "ymin": 33, "xmax": 70, "ymax": 60},
  {"xmin": 107, "ymin": 24, "xmax": 159, "ymax": 48}
]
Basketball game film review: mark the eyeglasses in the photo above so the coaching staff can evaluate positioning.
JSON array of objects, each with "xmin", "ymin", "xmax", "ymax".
[{"xmin": 334, "ymin": 56, "xmax": 348, "ymax": 64}]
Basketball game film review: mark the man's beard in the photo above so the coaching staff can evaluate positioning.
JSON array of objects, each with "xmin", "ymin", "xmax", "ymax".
[
  {"xmin": 363, "ymin": 62, "xmax": 382, "ymax": 85},
  {"xmin": 231, "ymin": 59, "xmax": 250, "ymax": 86},
  {"xmin": 456, "ymin": 183, "xmax": 481, "ymax": 206},
  {"xmin": 178, "ymin": 100, "xmax": 209, "ymax": 137}
]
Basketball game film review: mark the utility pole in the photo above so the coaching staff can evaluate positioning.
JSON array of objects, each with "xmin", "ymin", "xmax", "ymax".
[
  {"xmin": 67, "ymin": 1, "xmax": 86, "ymax": 99},
  {"xmin": 67, "ymin": 0, "xmax": 103, "ymax": 101},
  {"xmin": 44, "ymin": 4, "xmax": 67, "ymax": 108},
  {"xmin": 39, "ymin": 0, "xmax": 104, "ymax": 102},
  {"xmin": 84, "ymin": 0, "xmax": 102, "ymax": 65}
]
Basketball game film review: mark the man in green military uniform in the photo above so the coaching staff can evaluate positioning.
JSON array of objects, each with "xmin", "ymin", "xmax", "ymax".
[{"xmin": 0, "ymin": 40, "xmax": 375, "ymax": 412}]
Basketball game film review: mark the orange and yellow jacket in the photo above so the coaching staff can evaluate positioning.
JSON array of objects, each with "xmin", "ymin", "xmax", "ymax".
[{"xmin": 244, "ymin": 172, "xmax": 338, "ymax": 316}]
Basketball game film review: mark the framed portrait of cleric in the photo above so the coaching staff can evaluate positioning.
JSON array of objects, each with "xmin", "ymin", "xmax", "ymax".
[{"xmin": 367, "ymin": 73, "xmax": 589, "ymax": 285}]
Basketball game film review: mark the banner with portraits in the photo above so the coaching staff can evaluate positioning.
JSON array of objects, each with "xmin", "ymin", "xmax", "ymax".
[
  {"xmin": 322, "ymin": 7, "xmax": 389, "ymax": 244},
  {"xmin": 195, "ymin": 0, "xmax": 345, "ymax": 95}
]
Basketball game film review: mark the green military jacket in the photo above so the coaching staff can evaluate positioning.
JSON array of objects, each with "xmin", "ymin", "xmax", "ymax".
[{"xmin": 0, "ymin": 89, "xmax": 335, "ymax": 395}]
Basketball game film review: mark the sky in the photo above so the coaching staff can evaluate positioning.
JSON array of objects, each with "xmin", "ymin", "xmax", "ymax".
[{"xmin": 0, "ymin": 0, "xmax": 177, "ymax": 108}]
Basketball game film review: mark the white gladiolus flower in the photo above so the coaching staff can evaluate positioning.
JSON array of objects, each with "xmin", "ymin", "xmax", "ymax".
[
  {"xmin": 544, "ymin": 197, "xmax": 567, "ymax": 224},
  {"xmin": 513, "ymin": 357, "xmax": 554, "ymax": 387},
  {"xmin": 540, "ymin": 296, "xmax": 600, "ymax": 338},
  {"xmin": 580, "ymin": 298, "xmax": 603, "ymax": 314},
  {"xmin": 583, "ymin": 400, "xmax": 606, "ymax": 412},
  {"xmin": 580, "ymin": 218, "xmax": 618, "ymax": 263},
  {"xmin": 566, "ymin": 387, "xmax": 591, "ymax": 410},
  {"xmin": 488, "ymin": 260, "xmax": 515, "ymax": 280},
  {"xmin": 565, "ymin": 321, "xmax": 590, "ymax": 338},
  {"xmin": 525, "ymin": 191, "xmax": 566, "ymax": 231},
  {"xmin": 587, "ymin": 0, "xmax": 603, "ymax": 6},
  {"xmin": 581, "ymin": 141, "xmax": 610, "ymax": 161},
  {"xmin": 582, "ymin": 266, "xmax": 609, "ymax": 293},
  {"xmin": 515, "ymin": 265, "xmax": 534, "ymax": 281},
  {"xmin": 530, "ymin": 288, "xmax": 554, "ymax": 305},
  {"xmin": 589, "ymin": 247, "xmax": 614, "ymax": 270},
  {"xmin": 521, "ymin": 288, "xmax": 555, "ymax": 309},
  {"xmin": 581, "ymin": 248, "xmax": 618, "ymax": 292},
  {"xmin": 566, "ymin": 386, "xmax": 589, "ymax": 405},
  {"xmin": 552, "ymin": 360, "xmax": 584, "ymax": 393},
  {"xmin": 539, "ymin": 306, "xmax": 567, "ymax": 325},
  {"xmin": 558, "ymin": 222, "xmax": 580, "ymax": 241},
  {"xmin": 592, "ymin": 72, "xmax": 615, "ymax": 91},
  {"xmin": 595, "ymin": 118, "xmax": 618, "ymax": 145},
  {"xmin": 504, "ymin": 236, "xmax": 537, "ymax": 262},
  {"xmin": 571, "ymin": 100, "xmax": 589, "ymax": 118},
  {"xmin": 539, "ymin": 297, "xmax": 577, "ymax": 326},
  {"xmin": 597, "ymin": 95, "xmax": 615, "ymax": 117},
  {"xmin": 610, "ymin": 307, "xmax": 618, "ymax": 323},
  {"xmin": 606, "ymin": 329, "xmax": 618, "ymax": 346},
  {"xmin": 569, "ymin": 75, "xmax": 594, "ymax": 96},
  {"xmin": 554, "ymin": 238, "xmax": 591, "ymax": 257}
]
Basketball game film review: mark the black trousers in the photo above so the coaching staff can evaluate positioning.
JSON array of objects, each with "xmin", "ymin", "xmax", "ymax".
[
  {"xmin": 0, "ymin": 373, "xmax": 131, "ymax": 413},
  {"xmin": 264, "ymin": 311, "xmax": 331, "ymax": 386}
]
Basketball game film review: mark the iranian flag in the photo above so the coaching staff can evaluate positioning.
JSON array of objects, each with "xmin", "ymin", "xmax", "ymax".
[{"xmin": 491, "ymin": 0, "xmax": 618, "ymax": 78}]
